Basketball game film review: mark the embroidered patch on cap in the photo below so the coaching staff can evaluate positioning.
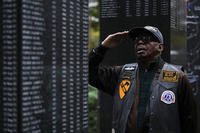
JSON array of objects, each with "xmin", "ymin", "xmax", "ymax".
[
  {"xmin": 162, "ymin": 70, "xmax": 179, "ymax": 82},
  {"xmin": 161, "ymin": 90, "xmax": 175, "ymax": 104},
  {"xmin": 119, "ymin": 79, "xmax": 131, "ymax": 99}
]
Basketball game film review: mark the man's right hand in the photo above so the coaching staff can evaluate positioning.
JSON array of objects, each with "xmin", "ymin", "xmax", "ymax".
[{"xmin": 101, "ymin": 31, "xmax": 129, "ymax": 48}]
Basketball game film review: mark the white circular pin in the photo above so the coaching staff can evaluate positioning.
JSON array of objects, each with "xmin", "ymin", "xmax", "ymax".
[{"xmin": 161, "ymin": 90, "xmax": 175, "ymax": 104}]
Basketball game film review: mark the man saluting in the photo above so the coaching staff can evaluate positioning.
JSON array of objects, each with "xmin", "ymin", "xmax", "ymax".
[{"xmin": 89, "ymin": 26, "xmax": 197, "ymax": 133}]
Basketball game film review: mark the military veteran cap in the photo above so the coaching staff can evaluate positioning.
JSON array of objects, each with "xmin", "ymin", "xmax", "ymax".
[{"xmin": 128, "ymin": 26, "xmax": 164, "ymax": 44}]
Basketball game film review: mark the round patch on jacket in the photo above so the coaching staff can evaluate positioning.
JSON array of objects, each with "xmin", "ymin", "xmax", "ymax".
[
  {"xmin": 119, "ymin": 79, "xmax": 131, "ymax": 99},
  {"xmin": 161, "ymin": 90, "xmax": 175, "ymax": 104}
]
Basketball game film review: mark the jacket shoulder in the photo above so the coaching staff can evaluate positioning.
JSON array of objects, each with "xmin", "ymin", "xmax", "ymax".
[
  {"xmin": 122, "ymin": 63, "xmax": 138, "ymax": 71},
  {"xmin": 163, "ymin": 63, "xmax": 185, "ymax": 74}
]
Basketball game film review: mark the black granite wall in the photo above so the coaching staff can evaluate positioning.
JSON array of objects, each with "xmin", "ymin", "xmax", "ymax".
[{"xmin": 0, "ymin": 0, "xmax": 89, "ymax": 133}]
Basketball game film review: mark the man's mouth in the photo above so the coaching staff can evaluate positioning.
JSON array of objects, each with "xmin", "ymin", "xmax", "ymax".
[{"xmin": 136, "ymin": 47, "xmax": 146, "ymax": 54}]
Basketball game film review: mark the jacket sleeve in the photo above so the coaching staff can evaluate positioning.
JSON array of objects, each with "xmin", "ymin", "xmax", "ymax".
[
  {"xmin": 178, "ymin": 73, "xmax": 197, "ymax": 133},
  {"xmin": 89, "ymin": 45, "xmax": 122, "ymax": 96}
]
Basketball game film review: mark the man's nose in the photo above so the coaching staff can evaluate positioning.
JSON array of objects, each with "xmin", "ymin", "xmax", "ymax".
[
  {"xmin": 136, "ymin": 40, "xmax": 146, "ymax": 45},
  {"xmin": 138, "ymin": 40, "xmax": 144, "ymax": 43}
]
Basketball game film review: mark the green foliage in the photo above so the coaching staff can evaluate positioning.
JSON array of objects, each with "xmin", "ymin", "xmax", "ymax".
[
  {"xmin": 88, "ymin": 1, "xmax": 100, "ymax": 133},
  {"xmin": 89, "ymin": 7, "xmax": 99, "ymax": 30},
  {"xmin": 89, "ymin": 1, "xmax": 100, "ymax": 52},
  {"xmin": 88, "ymin": 85, "xmax": 99, "ymax": 133},
  {"xmin": 89, "ymin": 28, "xmax": 99, "ymax": 51}
]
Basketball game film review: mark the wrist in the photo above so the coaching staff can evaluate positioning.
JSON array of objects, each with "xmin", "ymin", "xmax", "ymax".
[{"xmin": 93, "ymin": 44, "xmax": 109, "ymax": 56}]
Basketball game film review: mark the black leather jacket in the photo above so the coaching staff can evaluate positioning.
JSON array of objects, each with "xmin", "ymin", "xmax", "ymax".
[{"xmin": 89, "ymin": 45, "xmax": 197, "ymax": 133}]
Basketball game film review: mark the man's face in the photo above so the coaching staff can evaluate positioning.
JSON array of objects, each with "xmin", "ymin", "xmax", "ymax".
[{"xmin": 134, "ymin": 35, "xmax": 162, "ymax": 60}]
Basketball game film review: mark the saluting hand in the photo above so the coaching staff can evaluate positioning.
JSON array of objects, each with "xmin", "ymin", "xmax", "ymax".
[{"xmin": 102, "ymin": 31, "xmax": 129, "ymax": 48}]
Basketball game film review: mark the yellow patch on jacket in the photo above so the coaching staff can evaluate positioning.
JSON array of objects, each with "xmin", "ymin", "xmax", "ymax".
[
  {"xmin": 162, "ymin": 70, "xmax": 179, "ymax": 82},
  {"xmin": 119, "ymin": 79, "xmax": 131, "ymax": 99}
]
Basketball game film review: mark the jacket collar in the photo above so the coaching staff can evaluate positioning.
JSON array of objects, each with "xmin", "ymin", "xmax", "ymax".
[{"xmin": 138, "ymin": 56, "xmax": 164, "ymax": 71}]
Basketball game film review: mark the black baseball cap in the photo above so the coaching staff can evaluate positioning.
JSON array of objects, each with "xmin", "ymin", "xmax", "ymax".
[{"xmin": 128, "ymin": 26, "xmax": 164, "ymax": 44}]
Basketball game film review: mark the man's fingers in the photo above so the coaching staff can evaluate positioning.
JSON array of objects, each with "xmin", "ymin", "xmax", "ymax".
[
  {"xmin": 102, "ymin": 31, "xmax": 129, "ymax": 48},
  {"xmin": 113, "ymin": 31, "xmax": 129, "ymax": 36},
  {"xmin": 112, "ymin": 31, "xmax": 129, "ymax": 40}
]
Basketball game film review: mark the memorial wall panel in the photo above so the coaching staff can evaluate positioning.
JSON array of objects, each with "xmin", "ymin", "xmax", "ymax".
[
  {"xmin": 1, "ymin": 1, "xmax": 18, "ymax": 132},
  {"xmin": 186, "ymin": 1, "xmax": 200, "ymax": 131},
  {"xmin": 170, "ymin": 0, "xmax": 187, "ymax": 65},
  {"xmin": 187, "ymin": 0, "xmax": 200, "ymax": 92},
  {"xmin": 0, "ymin": 0, "xmax": 89, "ymax": 133}
]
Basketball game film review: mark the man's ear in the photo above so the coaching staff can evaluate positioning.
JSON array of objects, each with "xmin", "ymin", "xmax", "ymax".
[{"xmin": 157, "ymin": 43, "xmax": 164, "ymax": 52}]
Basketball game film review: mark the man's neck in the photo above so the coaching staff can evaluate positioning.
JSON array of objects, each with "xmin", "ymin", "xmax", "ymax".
[{"xmin": 138, "ymin": 55, "xmax": 161, "ymax": 69}]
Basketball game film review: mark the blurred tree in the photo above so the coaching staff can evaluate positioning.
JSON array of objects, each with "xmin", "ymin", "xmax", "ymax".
[
  {"xmin": 89, "ymin": 0, "xmax": 100, "ymax": 51},
  {"xmin": 88, "ymin": 0, "xmax": 100, "ymax": 133},
  {"xmin": 88, "ymin": 85, "xmax": 99, "ymax": 133}
]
